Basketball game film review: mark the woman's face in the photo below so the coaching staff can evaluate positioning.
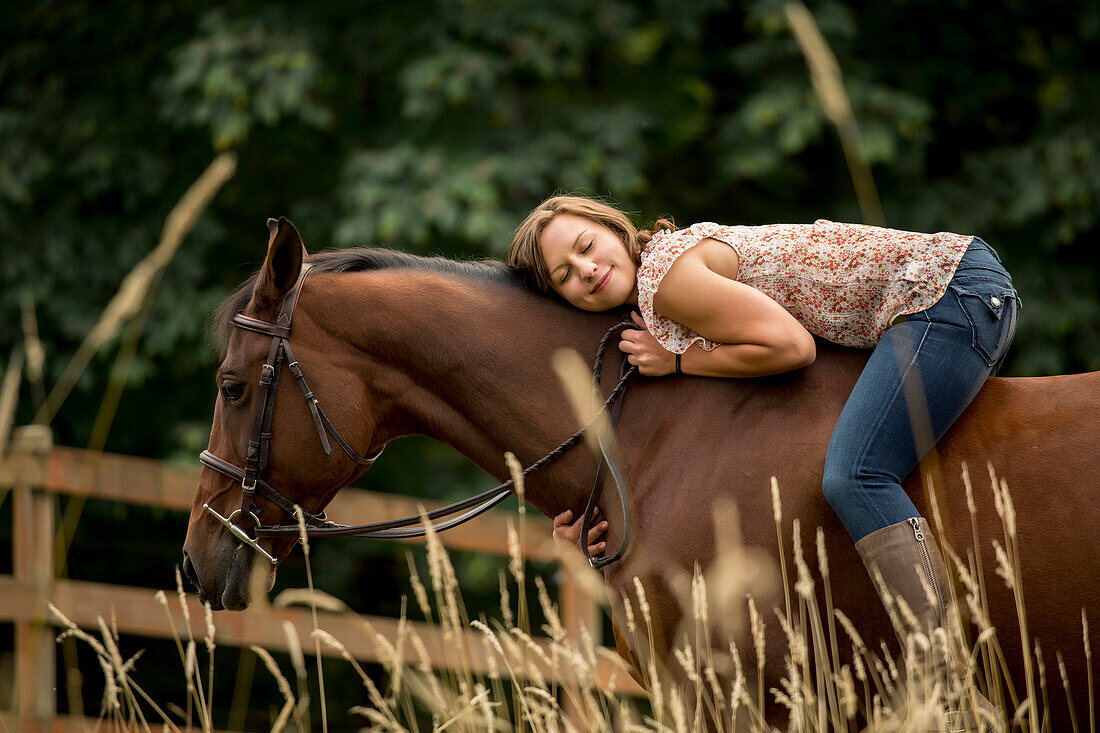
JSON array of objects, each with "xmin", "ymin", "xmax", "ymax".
[{"xmin": 538, "ymin": 213, "xmax": 638, "ymax": 312}]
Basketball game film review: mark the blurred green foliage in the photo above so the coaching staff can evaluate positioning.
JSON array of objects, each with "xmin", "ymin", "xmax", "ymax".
[
  {"xmin": 2, "ymin": 0, "xmax": 1098, "ymax": 726},
  {"xmin": 3, "ymin": 0, "xmax": 1099, "ymax": 459}
]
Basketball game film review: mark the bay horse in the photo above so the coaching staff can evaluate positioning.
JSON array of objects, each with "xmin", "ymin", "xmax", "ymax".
[{"xmin": 183, "ymin": 218, "xmax": 1100, "ymax": 727}]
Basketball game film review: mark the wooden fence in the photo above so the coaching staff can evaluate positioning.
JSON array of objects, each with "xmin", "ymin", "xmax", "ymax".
[{"xmin": 1, "ymin": 427, "xmax": 642, "ymax": 732}]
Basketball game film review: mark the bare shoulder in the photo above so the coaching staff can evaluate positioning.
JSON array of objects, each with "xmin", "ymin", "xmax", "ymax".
[{"xmin": 653, "ymin": 237, "xmax": 739, "ymax": 312}]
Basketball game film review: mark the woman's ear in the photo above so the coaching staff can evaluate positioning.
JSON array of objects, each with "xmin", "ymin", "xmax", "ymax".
[{"xmin": 252, "ymin": 217, "xmax": 307, "ymax": 314}]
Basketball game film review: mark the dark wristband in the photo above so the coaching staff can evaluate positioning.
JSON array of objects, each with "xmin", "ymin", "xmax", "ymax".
[{"xmin": 675, "ymin": 353, "xmax": 683, "ymax": 375}]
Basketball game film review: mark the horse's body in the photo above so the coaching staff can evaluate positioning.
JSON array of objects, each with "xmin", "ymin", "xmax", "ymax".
[{"xmin": 184, "ymin": 222, "xmax": 1100, "ymax": 727}]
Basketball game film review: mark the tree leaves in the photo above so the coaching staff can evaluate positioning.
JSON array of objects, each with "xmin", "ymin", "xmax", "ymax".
[
  {"xmin": 161, "ymin": 9, "xmax": 331, "ymax": 150},
  {"xmin": 2, "ymin": 0, "xmax": 1099, "ymax": 458}
]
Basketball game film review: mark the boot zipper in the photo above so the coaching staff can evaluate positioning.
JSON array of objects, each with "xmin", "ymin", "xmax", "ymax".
[{"xmin": 908, "ymin": 517, "xmax": 945, "ymax": 616}]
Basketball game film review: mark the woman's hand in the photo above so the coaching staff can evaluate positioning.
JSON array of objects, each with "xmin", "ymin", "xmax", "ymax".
[
  {"xmin": 553, "ymin": 509, "xmax": 608, "ymax": 556},
  {"xmin": 619, "ymin": 312, "xmax": 676, "ymax": 376}
]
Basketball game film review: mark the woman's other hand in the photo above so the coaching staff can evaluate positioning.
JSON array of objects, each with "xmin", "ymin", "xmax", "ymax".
[
  {"xmin": 552, "ymin": 509, "xmax": 608, "ymax": 555},
  {"xmin": 619, "ymin": 312, "xmax": 676, "ymax": 376}
]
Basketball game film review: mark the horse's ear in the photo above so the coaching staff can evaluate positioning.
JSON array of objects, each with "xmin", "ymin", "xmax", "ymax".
[{"xmin": 253, "ymin": 217, "xmax": 308, "ymax": 313}]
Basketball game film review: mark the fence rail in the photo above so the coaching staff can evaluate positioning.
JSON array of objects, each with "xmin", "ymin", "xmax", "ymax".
[{"xmin": 1, "ymin": 427, "xmax": 642, "ymax": 730}]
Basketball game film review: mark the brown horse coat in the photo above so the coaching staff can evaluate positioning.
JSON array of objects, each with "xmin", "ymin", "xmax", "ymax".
[{"xmin": 184, "ymin": 223, "xmax": 1100, "ymax": 727}]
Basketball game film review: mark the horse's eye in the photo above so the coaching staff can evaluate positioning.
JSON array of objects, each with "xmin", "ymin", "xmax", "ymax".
[{"xmin": 220, "ymin": 382, "xmax": 244, "ymax": 402}]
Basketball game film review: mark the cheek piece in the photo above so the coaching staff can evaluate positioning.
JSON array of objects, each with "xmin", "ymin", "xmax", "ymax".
[{"xmin": 201, "ymin": 264, "xmax": 638, "ymax": 570}]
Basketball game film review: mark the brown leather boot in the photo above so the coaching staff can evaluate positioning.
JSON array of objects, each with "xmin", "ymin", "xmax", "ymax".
[{"xmin": 855, "ymin": 517, "xmax": 1003, "ymax": 732}]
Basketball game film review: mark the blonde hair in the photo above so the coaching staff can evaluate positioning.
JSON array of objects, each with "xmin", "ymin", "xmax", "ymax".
[{"xmin": 506, "ymin": 194, "xmax": 675, "ymax": 292}]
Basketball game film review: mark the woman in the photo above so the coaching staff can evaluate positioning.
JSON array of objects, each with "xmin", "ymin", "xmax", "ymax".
[{"xmin": 507, "ymin": 194, "xmax": 1019, "ymax": 675}]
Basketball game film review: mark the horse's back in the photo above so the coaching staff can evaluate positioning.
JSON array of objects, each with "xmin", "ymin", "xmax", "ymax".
[
  {"xmin": 934, "ymin": 370, "xmax": 1100, "ymax": 565},
  {"xmin": 944, "ymin": 370, "xmax": 1100, "ymax": 479},
  {"xmin": 608, "ymin": 358, "xmax": 1100, "ymax": 726},
  {"xmin": 932, "ymin": 370, "xmax": 1100, "ymax": 713}
]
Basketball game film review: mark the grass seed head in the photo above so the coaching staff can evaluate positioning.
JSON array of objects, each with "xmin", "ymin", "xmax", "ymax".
[
  {"xmin": 534, "ymin": 575, "xmax": 565, "ymax": 642},
  {"xmin": 203, "ymin": 602, "xmax": 215, "ymax": 655},
  {"xmin": 510, "ymin": 626, "xmax": 554, "ymax": 676},
  {"xmin": 1000, "ymin": 479, "xmax": 1017, "ymax": 538},
  {"xmin": 894, "ymin": 595, "xmax": 922, "ymax": 636},
  {"xmin": 674, "ymin": 645, "xmax": 700, "ymax": 684},
  {"xmin": 283, "ymin": 620, "xmax": 305, "ymax": 681},
  {"xmin": 622, "ymin": 593, "xmax": 637, "ymax": 635},
  {"xmin": 770, "ymin": 475, "xmax": 782, "ymax": 525},
  {"xmin": 474, "ymin": 682, "xmax": 495, "ymax": 725},
  {"xmin": 834, "ymin": 609, "xmax": 867, "ymax": 654},
  {"xmin": 97, "ymin": 616, "xmax": 124, "ymax": 669},
  {"xmin": 691, "ymin": 565, "xmax": 709, "ymax": 628},
  {"xmin": 776, "ymin": 609, "xmax": 806, "ymax": 668},
  {"xmin": 479, "ymin": 633, "xmax": 501, "ymax": 680},
  {"xmin": 507, "ymin": 518, "xmax": 524, "ymax": 585},
  {"xmin": 747, "ymin": 595, "xmax": 766, "ymax": 671},
  {"xmin": 669, "ymin": 686, "xmax": 688, "ymax": 733},
  {"xmin": 852, "ymin": 646, "xmax": 867, "ymax": 682},
  {"xmin": 880, "ymin": 640, "xmax": 899, "ymax": 681},
  {"xmin": 792, "ymin": 519, "xmax": 814, "ymax": 599},
  {"xmin": 271, "ymin": 587, "xmax": 348, "ymax": 612},
  {"xmin": 498, "ymin": 571, "xmax": 514, "ymax": 628},
  {"xmin": 98, "ymin": 655, "xmax": 121, "ymax": 712},
  {"xmin": 815, "ymin": 526, "xmax": 829, "ymax": 580},
  {"xmin": 1084, "ymin": 609, "xmax": 1091, "ymax": 659},
  {"xmin": 120, "ymin": 649, "xmax": 143, "ymax": 675},
  {"xmin": 962, "ymin": 461, "xmax": 976, "ymax": 515},
  {"xmin": 175, "ymin": 566, "xmax": 191, "ymax": 626},
  {"xmin": 989, "ymin": 462, "xmax": 1003, "ymax": 518},
  {"xmin": 632, "ymin": 576, "xmax": 651, "ymax": 628},
  {"xmin": 471, "ymin": 619, "xmax": 507, "ymax": 659},
  {"xmin": 728, "ymin": 639, "xmax": 746, "ymax": 705},
  {"xmin": 505, "ymin": 450, "xmax": 525, "ymax": 501},
  {"xmin": 185, "ymin": 639, "xmax": 197, "ymax": 679},
  {"xmin": 406, "ymin": 553, "xmax": 433, "ymax": 622},
  {"xmin": 294, "ymin": 504, "xmax": 310, "ymax": 556},
  {"xmin": 993, "ymin": 540, "xmax": 1015, "ymax": 589}
]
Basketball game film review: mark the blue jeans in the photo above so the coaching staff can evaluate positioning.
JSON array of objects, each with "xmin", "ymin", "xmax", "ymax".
[{"xmin": 822, "ymin": 238, "xmax": 1019, "ymax": 541}]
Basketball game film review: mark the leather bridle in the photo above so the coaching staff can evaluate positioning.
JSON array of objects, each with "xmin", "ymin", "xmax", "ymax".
[{"xmin": 199, "ymin": 263, "xmax": 635, "ymax": 569}]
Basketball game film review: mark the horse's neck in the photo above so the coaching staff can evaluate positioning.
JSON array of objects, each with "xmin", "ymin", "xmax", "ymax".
[
  {"xmin": 317, "ymin": 269, "xmax": 874, "ymax": 519},
  {"xmin": 325, "ymin": 270, "xmax": 611, "ymax": 514}
]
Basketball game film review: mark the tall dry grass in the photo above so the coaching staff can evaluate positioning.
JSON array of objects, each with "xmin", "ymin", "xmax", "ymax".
[{"xmin": 49, "ymin": 460, "xmax": 1090, "ymax": 732}]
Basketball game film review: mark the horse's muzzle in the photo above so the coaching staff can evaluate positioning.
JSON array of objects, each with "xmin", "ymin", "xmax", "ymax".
[{"xmin": 181, "ymin": 549, "xmax": 207, "ymax": 603}]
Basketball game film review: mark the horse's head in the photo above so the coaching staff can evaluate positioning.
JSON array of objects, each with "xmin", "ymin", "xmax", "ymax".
[{"xmin": 182, "ymin": 218, "xmax": 378, "ymax": 610}]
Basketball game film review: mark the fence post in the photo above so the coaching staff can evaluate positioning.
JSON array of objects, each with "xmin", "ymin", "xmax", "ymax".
[
  {"xmin": 559, "ymin": 560, "xmax": 602, "ymax": 728},
  {"xmin": 11, "ymin": 425, "xmax": 56, "ymax": 722},
  {"xmin": 560, "ymin": 565, "xmax": 602, "ymax": 647}
]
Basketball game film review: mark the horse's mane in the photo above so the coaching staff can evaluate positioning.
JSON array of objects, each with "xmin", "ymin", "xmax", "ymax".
[{"xmin": 210, "ymin": 247, "xmax": 538, "ymax": 357}]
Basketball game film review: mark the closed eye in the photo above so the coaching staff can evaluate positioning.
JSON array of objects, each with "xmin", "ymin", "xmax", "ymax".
[{"xmin": 559, "ymin": 240, "xmax": 594, "ymax": 285}]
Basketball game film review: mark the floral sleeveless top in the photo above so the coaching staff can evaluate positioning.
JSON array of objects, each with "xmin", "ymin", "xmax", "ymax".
[{"xmin": 635, "ymin": 220, "xmax": 974, "ymax": 352}]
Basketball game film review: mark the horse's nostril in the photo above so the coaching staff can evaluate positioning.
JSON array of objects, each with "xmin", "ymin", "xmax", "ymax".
[{"xmin": 182, "ymin": 550, "xmax": 200, "ymax": 591}]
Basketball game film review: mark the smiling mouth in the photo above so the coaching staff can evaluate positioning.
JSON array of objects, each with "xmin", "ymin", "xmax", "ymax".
[{"xmin": 591, "ymin": 269, "xmax": 612, "ymax": 294}]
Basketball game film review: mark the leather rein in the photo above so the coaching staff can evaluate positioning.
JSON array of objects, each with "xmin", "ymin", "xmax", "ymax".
[{"xmin": 199, "ymin": 263, "xmax": 635, "ymax": 569}]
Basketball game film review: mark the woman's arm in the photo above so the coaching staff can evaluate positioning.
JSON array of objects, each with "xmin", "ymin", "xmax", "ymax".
[
  {"xmin": 622, "ymin": 238, "xmax": 816, "ymax": 377},
  {"xmin": 678, "ymin": 338, "xmax": 816, "ymax": 377}
]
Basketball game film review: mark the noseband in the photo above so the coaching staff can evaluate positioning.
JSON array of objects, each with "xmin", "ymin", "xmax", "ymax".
[{"xmin": 200, "ymin": 263, "xmax": 635, "ymax": 569}]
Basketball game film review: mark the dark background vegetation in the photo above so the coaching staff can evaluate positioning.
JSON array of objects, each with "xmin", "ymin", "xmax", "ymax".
[{"xmin": 1, "ymin": 0, "xmax": 1098, "ymax": 728}]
